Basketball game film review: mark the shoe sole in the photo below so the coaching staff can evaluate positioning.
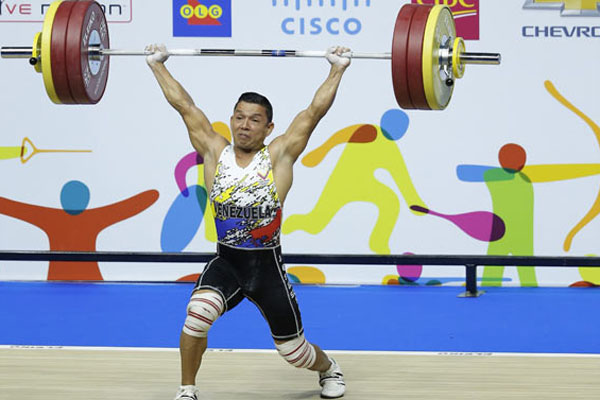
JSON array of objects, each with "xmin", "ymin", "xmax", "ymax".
[{"xmin": 320, "ymin": 394, "xmax": 344, "ymax": 399}]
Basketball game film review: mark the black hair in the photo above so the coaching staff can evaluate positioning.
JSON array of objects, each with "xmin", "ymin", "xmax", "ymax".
[{"xmin": 234, "ymin": 92, "xmax": 273, "ymax": 123}]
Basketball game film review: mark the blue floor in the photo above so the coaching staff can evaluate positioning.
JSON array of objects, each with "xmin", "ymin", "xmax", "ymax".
[{"xmin": 0, "ymin": 282, "xmax": 598, "ymax": 354}]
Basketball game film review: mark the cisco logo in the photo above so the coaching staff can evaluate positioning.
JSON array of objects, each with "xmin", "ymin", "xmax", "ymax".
[{"xmin": 272, "ymin": 0, "xmax": 371, "ymax": 36}]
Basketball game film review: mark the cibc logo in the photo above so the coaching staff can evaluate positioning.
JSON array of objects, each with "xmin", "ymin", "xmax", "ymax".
[
  {"xmin": 522, "ymin": 0, "xmax": 600, "ymax": 38},
  {"xmin": 173, "ymin": 0, "xmax": 231, "ymax": 37},
  {"xmin": 271, "ymin": 0, "xmax": 371, "ymax": 36},
  {"xmin": 0, "ymin": 0, "xmax": 132, "ymax": 22},
  {"xmin": 412, "ymin": 0, "xmax": 479, "ymax": 40}
]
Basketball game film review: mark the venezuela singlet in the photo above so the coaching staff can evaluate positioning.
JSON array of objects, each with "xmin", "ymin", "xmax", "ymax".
[{"xmin": 210, "ymin": 145, "xmax": 282, "ymax": 249}]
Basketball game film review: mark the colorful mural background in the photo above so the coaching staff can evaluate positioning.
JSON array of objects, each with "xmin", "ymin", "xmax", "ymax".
[{"xmin": 0, "ymin": 1, "xmax": 599, "ymax": 286}]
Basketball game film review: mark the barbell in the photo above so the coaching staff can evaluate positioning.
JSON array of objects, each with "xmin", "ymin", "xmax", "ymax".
[{"xmin": 0, "ymin": 0, "xmax": 501, "ymax": 110}]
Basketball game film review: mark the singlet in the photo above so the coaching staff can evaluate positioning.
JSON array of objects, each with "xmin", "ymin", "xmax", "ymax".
[{"xmin": 209, "ymin": 145, "xmax": 282, "ymax": 249}]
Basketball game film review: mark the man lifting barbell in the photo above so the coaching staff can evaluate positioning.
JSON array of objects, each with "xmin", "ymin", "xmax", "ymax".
[
  {"xmin": 146, "ymin": 43, "xmax": 350, "ymax": 400},
  {"xmin": 0, "ymin": 1, "xmax": 503, "ymax": 398}
]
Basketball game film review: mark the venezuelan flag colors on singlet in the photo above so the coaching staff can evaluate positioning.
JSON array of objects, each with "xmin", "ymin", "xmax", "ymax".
[{"xmin": 210, "ymin": 145, "xmax": 282, "ymax": 248}]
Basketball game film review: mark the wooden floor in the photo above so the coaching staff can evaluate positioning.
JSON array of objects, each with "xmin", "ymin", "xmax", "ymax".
[{"xmin": 0, "ymin": 348, "xmax": 599, "ymax": 399}]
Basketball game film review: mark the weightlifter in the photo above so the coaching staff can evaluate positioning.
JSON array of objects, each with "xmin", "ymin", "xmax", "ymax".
[{"xmin": 146, "ymin": 43, "xmax": 350, "ymax": 400}]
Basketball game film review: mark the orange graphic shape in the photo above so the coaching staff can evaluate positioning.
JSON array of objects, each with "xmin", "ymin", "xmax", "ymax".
[
  {"xmin": 302, "ymin": 124, "xmax": 377, "ymax": 167},
  {"xmin": 0, "ymin": 190, "xmax": 159, "ymax": 281},
  {"xmin": 177, "ymin": 273, "xmax": 201, "ymax": 282},
  {"xmin": 499, "ymin": 143, "xmax": 526, "ymax": 172}
]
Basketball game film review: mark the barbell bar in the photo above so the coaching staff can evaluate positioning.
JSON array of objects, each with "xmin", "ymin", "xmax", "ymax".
[
  {"xmin": 0, "ymin": 0, "xmax": 501, "ymax": 110},
  {"xmin": 0, "ymin": 46, "xmax": 499, "ymax": 63}
]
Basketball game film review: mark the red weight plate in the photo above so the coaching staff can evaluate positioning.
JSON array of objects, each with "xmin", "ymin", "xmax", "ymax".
[
  {"xmin": 406, "ymin": 5, "xmax": 433, "ymax": 110},
  {"xmin": 51, "ymin": 1, "xmax": 77, "ymax": 104},
  {"xmin": 391, "ymin": 4, "xmax": 418, "ymax": 110},
  {"xmin": 66, "ymin": 1, "xmax": 110, "ymax": 104}
]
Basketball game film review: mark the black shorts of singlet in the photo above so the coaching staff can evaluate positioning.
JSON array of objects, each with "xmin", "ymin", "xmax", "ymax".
[{"xmin": 193, "ymin": 243, "xmax": 303, "ymax": 340}]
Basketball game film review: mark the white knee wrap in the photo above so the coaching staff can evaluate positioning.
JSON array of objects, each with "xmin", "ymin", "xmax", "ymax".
[
  {"xmin": 182, "ymin": 291, "xmax": 224, "ymax": 338},
  {"xmin": 275, "ymin": 334, "xmax": 317, "ymax": 369}
]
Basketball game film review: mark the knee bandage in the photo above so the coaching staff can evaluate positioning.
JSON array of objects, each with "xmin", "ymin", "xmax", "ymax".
[
  {"xmin": 182, "ymin": 291, "xmax": 224, "ymax": 338},
  {"xmin": 275, "ymin": 334, "xmax": 317, "ymax": 369}
]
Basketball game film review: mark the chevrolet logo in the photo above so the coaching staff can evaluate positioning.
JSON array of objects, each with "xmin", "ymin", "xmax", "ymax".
[{"xmin": 523, "ymin": 0, "xmax": 600, "ymax": 16}]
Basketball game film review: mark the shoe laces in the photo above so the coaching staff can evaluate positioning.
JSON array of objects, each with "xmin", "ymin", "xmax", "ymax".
[
  {"xmin": 319, "ymin": 360, "xmax": 344, "ymax": 383},
  {"xmin": 176, "ymin": 388, "xmax": 198, "ymax": 400}
]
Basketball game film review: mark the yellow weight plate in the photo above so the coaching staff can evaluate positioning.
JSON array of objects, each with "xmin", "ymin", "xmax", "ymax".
[
  {"xmin": 32, "ymin": 32, "xmax": 42, "ymax": 73},
  {"xmin": 41, "ymin": 0, "xmax": 63, "ymax": 104},
  {"xmin": 452, "ymin": 37, "xmax": 465, "ymax": 79},
  {"xmin": 421, "ymin": 5, "xmax": 456, "ymax": 110}
]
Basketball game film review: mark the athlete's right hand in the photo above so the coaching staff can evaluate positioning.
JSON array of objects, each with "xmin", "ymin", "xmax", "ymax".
[
  {"xmin": 145, "ymin": 43, "xmax": 169, "ymax": 66},
  {"xmin": 325, "ymin": 46, "xmax": 351, "ymax": 69}
]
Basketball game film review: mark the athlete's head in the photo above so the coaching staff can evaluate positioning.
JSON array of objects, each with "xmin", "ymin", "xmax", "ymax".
[
  {"xmin": 235, "ymin": 92, "xmax": 273, "ymax": 123},
  {"xmin": 231, "ymin": 92, "xmax": 275, "ymax": 151}
]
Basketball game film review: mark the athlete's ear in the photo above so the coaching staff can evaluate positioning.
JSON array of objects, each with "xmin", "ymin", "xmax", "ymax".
[{"xmin": 266, "ymin": 122, "xmax": 275, "ymax": 137}]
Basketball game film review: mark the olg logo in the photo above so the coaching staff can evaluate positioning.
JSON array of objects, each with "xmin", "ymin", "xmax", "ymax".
[
  {"xmin": 180, "ymin": 3, "xmax": 224, "ymax": 20},
  {"xmin": 412, "ymin": 0, "xmax": 480, "ymax": 40},
  {"xmin": 173, "ymin": 0, "xmax": 232, "ymax": 37}
]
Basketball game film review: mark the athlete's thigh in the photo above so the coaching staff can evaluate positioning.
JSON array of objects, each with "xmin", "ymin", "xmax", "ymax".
[
  {"xmin": 194, "ymin": 256, "xmax": 244, "ymax": 311},
  {"xmin": 244, "ymin": 247, "xmax": 303, "ymax": 340}
]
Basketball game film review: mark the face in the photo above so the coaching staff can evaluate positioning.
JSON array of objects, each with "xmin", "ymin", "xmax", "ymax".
[{"xmin": 230, "ymin": 101, "xmax": 274, "ymax": 152}]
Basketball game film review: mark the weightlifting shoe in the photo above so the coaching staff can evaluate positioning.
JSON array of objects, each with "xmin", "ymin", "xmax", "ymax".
[
  {"xmin": 174, "ymin": 385, "xmax": 202, "ymax": 400},
  {"xmin": 319, "ymin": 358, "xmax": 345, "ymax": 398}
]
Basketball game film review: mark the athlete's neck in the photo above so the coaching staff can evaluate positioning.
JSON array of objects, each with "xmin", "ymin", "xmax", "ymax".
[{"xmin": 233, "ymin": 144, "xmax": 265, "ymax": 168}]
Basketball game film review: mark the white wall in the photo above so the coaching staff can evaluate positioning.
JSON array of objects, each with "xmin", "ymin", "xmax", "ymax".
[{"xmin": 1, "ymin": 0, "xmax": 599, "ymax": 286}]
